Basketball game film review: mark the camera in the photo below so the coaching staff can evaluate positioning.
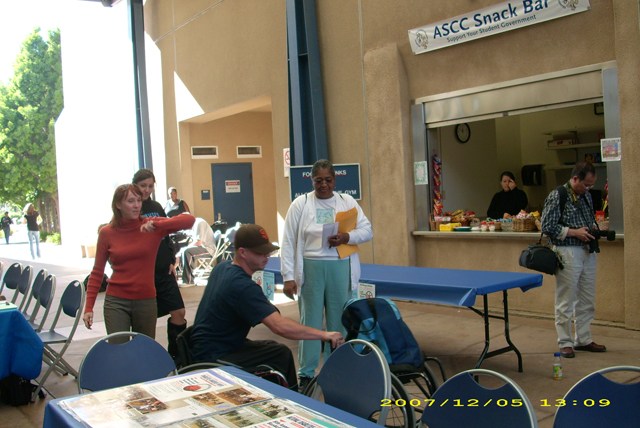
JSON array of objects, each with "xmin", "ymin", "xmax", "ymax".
[{"xmin": 587, "ymin": 229, "xmax": 616, "ymax": 253}]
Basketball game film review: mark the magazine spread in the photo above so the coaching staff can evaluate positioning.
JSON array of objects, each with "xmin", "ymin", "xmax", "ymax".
[{"xmin": 59, "ymin": 369, "xmax": 355, "ymax": 428}]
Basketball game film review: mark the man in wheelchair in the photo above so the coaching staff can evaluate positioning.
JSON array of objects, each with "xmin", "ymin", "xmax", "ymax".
[{"xmin": 189, "ymin": 224, "xmax": 344, "ymax": 390}]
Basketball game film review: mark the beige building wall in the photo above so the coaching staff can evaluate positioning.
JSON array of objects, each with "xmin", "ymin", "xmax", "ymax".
[{"xmin": 144, "ymin": 0, "xmax": 640, "ymax": 329}]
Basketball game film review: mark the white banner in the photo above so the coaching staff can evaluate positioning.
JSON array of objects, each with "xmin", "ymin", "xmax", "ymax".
[{"xmin": 409, "ymin": 0, "xmax": 591, "ymax": 55}]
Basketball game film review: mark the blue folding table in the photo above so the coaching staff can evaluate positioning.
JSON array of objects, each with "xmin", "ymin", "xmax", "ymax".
[
  {"xmin": 265, "ymin": 257, "xmax": 543, "ymax": 372},
  {"xmin": 0, "ymin": 306, "xmax": 43, "ymax": 381}
]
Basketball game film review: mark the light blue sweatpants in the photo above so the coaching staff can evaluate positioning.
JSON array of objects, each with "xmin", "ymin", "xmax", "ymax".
[{"xmin": 298, "ymin": 258, "xmax": 350, "ymax": 379}]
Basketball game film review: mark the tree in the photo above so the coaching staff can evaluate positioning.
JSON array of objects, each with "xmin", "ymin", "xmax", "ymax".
[{"xmin": 0, "ymin": 28, "xmax": 63, "ymax": 234}]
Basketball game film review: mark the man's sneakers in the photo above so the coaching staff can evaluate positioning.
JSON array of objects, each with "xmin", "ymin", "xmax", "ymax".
[
  {"xmin": 298, "ymin": 376, "xmax": 313, "ymax": 394},
  {"xmin": 574, "ymin": 342, "xmax": 607, "ymax": 352}
]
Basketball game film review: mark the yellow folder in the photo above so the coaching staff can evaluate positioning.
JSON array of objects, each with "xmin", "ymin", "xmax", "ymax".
[{"xmin": 335, "ymin": 207, "xmax": 360, "ymax": 259}]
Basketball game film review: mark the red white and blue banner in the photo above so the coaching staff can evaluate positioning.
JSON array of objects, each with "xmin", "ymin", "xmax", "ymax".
[{"xmin": 409, "ymin": 0, "xmax": 591, "ymax": 55}]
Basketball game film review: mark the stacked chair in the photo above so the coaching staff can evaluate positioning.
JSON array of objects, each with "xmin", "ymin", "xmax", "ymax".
[
  {"xmin": 32, "ymin": 280, "xmax": 85, "ymax": 401},
  {"xmin": 0, "ymin": 262, "xmax": 22, "ymax": 301}
]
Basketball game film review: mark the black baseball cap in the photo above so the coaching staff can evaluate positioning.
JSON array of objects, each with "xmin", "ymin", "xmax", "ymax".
[{"xmin": 234, "ymin": 224, "xmax": 280, "ymax": 254}]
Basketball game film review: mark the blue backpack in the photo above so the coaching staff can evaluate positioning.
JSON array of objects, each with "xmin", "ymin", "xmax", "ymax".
[{"xmin": 342, "ymin": 297, "xmax": 424, "ymax": 369}]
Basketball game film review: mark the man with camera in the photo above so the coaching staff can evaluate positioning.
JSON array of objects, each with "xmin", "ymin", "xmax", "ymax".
[{"xmin": 541, "ymin": 161, "xmax": 606, "ymax": 358}]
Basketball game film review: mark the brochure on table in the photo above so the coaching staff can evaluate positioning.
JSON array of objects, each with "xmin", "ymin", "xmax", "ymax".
[{"xmin": 59, "ymin": 369, "xmax": 355, "ymax": 428}]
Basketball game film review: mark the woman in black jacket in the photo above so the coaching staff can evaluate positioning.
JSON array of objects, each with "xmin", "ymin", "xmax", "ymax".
[{"xmin": 487, "ymin": 171, "xmax": 528, "ymax": 219}]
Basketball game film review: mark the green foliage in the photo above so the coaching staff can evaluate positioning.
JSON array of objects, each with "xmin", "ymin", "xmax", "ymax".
[
  {"xmin": 0, "ymin": 28, "xmax": 62, "ymax": 208},
  {"xmin": 45, "ymin": 232, "xmax": 61, "ymax": 245}
]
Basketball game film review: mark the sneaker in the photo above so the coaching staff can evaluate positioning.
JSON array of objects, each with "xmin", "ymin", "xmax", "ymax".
[{"xmin": 298, "ymin": 376, "xmax": 313, "ymax": 394}]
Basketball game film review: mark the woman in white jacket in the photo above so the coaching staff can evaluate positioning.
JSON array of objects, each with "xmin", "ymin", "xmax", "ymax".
[{"xmin": 281, "ymin": 159, "xmax": 373, "ymax": 390}]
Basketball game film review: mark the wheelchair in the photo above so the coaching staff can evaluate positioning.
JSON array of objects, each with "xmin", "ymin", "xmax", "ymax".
[
  {"xmin": 341, "ymin": 297, "xmax": 448, "ymax": 428},
  {"xmin": 175, "ymin": 325, "xmax": 289, "ymax": 388}
]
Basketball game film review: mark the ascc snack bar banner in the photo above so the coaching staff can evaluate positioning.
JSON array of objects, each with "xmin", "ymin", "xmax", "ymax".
[{"xmin": 408, "ymin": 0, "xmax": 591, "ymax": 55}]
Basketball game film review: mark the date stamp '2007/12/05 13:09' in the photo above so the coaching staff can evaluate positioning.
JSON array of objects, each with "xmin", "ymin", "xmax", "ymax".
[{"xmin": 381, "ymin": 398, "xmax": 611, "ymax": 408}]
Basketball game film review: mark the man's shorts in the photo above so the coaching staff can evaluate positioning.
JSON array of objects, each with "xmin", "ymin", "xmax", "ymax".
[{"xmin": 155, "ymin": 272, "xmax": 185, "ymax": 317}]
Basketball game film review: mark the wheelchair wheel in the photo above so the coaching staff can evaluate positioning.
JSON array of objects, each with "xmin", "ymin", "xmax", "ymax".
[
  {"xmin": 370, "ymin": 374, "xmax": 416, "ymax": 428},
  {"xmin": 394, "ymin": 362, "xmax": 440, "ymax": 420}
]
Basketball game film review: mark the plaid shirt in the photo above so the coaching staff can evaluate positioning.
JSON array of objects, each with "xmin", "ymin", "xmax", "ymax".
[{"xmin": 541, "ymin": 183, "xmax": 597, "ymax": 246}]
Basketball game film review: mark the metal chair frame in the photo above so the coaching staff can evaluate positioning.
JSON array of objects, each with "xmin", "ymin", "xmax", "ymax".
[{"xmin": 32, "ymin": 280, "xmax": 85, "ymax": 401}]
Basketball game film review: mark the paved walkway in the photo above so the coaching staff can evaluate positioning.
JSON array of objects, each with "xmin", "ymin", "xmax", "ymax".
[{"xmin": 1, "ymin": 238, "xmax": 639, "ymax": 428}]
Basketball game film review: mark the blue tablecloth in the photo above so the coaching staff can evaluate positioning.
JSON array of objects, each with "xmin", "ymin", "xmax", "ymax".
[
  {"xmin": 265, "ymin": 257, "xmax": 543, "ymax": 306},
  {"xmin": 0, "ymin": 308, "xmax": 43, "ymax": 380},
  {"xmin": 43, "ymin": 366, "xmax": 380, "ymax": 428}
]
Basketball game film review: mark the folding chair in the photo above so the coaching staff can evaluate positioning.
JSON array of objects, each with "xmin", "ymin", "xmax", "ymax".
[
  {"xmin": 419, "ymin": 369, "xmax": 538, "ymax": 428},
  {"xmin": 77, "ymin": 332, "xmax": 177, "ymax": 393},
  {"xmin": 27, "ymin": 274, "xmax": 56, "ymax": 332},
  {"xmin": 12, "ymin": 265, "xmax": 32, "ymax": 309},
  {"xmin": 32, "ymin": 280, "xmax": 85, "ymax": 401},
  {"xmin": 219, "ymin": 223, "xmax": 241, "ymax": 261},
  {"xmin": 305, "ymin": 339, "xmax": 393, "ymax": 426},
  {"xmin": 553, "ymin": 366, "xmax": 640, "ymax": 427},
  {"xmin": 0, "ymin": 261, "xmax": 3, "ymax": 284},
  {"xmin": 21, "ymin": 268, "xmax": 47, "ymax": 320},
  {"xmin": 176, "ymin": 325, "xmax": 288, "ymax": 387},
  {"xmin": 0, "ymin": 262, "xmax": 22, "ymax": 299}
]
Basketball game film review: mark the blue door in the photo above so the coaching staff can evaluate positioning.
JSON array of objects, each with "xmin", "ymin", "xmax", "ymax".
[{"xmin": 211, "ymin": 163, "xmax": 255, "ymax": 225}]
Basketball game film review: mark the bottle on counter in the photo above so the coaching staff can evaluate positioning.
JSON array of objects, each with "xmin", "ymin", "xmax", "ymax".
[{"xmin": 553, "ymin": 352, "xmax": 563, "ymax": 380}]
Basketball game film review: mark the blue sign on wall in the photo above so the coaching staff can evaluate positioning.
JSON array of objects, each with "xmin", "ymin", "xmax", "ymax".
[{"xmin": 289, "ymin": 164, "xmax": 361, "ymax": 201}]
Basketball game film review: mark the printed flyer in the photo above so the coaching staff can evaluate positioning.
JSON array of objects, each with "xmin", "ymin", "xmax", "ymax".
[{"xmin": 59, "ymin": 369, "xmax": 355, "ymax": 428}]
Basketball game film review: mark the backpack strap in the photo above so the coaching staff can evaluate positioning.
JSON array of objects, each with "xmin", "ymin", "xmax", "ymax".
[{"xmin": 555, "ymin": 184, "xmax": 569, "ymax": 222}]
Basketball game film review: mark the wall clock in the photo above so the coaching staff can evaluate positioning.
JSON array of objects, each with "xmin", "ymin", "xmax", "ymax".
[{"xmin": 455, "ymin": 123, "xmax": 471, "ymax": 143}]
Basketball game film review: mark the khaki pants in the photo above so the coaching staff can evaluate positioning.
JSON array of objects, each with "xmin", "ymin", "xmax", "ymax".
[{"xmin": 104, "ymin": 295, "xmax": 157, "ymax": 343}]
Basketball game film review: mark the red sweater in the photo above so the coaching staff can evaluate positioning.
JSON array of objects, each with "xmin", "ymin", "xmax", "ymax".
[{"xmin": 84, "ymin": 214, "xmax": 195, "ymax": 313}]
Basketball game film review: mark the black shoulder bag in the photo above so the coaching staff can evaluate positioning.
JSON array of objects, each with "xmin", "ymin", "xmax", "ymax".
[
  {"xmin": 518, "ymin": 186, "xmax": 567, "ymax": 275},
  {"xmin": 519, "ymin": 233, "xmax": 563, "ymax": 275}
]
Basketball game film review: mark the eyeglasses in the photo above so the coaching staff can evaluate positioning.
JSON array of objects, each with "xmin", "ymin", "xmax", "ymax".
[
  {"xmin": 582, "ymin": 182, "xmax": 595, "ymax": 190},
  {"xmin": 313, "ymin": 178, "xmax": 334, "ymax": 185}
]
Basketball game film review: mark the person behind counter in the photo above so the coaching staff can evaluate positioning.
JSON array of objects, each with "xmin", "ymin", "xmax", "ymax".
[
  {"xmin": 82, "ymin": 184, "xmax": 195, "ymax": 343},
  {"xmin": 486, "ymin": 171, "xmax": 529, "ymax": 219}
]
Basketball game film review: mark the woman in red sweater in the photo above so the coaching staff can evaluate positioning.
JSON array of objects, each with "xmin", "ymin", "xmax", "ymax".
[{"xmin": 83, "ymin": 184, "xmax": 195, "ymax": 340}]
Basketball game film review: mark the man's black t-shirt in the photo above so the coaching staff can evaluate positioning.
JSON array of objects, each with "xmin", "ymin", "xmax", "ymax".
[{"xmin": 190, "ymin": 261, "xmax": 277, "ymax": 362}]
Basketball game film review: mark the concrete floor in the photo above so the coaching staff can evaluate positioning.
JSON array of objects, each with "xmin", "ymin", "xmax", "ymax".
[{"xmin": 1, "ymin": 239, "xmax": 639, "ymax": 428}]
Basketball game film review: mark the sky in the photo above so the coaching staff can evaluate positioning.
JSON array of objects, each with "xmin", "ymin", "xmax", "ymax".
[{"xmin": 0, "ymin": 0, "xmax": 76, "ymax": 85}]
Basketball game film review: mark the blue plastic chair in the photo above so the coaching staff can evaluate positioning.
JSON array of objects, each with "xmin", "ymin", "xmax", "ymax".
[
  {"xmin": 78, "ymin": 332, "xmax": 177, "ymax": 393},
  {"xmin": 553, "ymin": 366, "xmax": 640, "ymax": 428},
  {"xmin": 13, "ymin": 265, "xmax": 32, "ymax": 309},
  {"xmin": 419, "ymin": 369, "xmax": 538, "ymax": 428},
  {"xmin": 21, "ymin": 268, "xmax": 48, "ymax": 321},
  {"xmin": 27, "ymin": 274, "xmax": 56, "ymax": 332},
  {"xmin": 33, "ymin": 279, "xmax": 84, "ymax": 401},
  {"xmin": 0, "ymin": 262, "xmax": 22, "ymax": 299},
  {"xmin": 307, "ymin": 339, "xmax": 392, "ymax": 425}
]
